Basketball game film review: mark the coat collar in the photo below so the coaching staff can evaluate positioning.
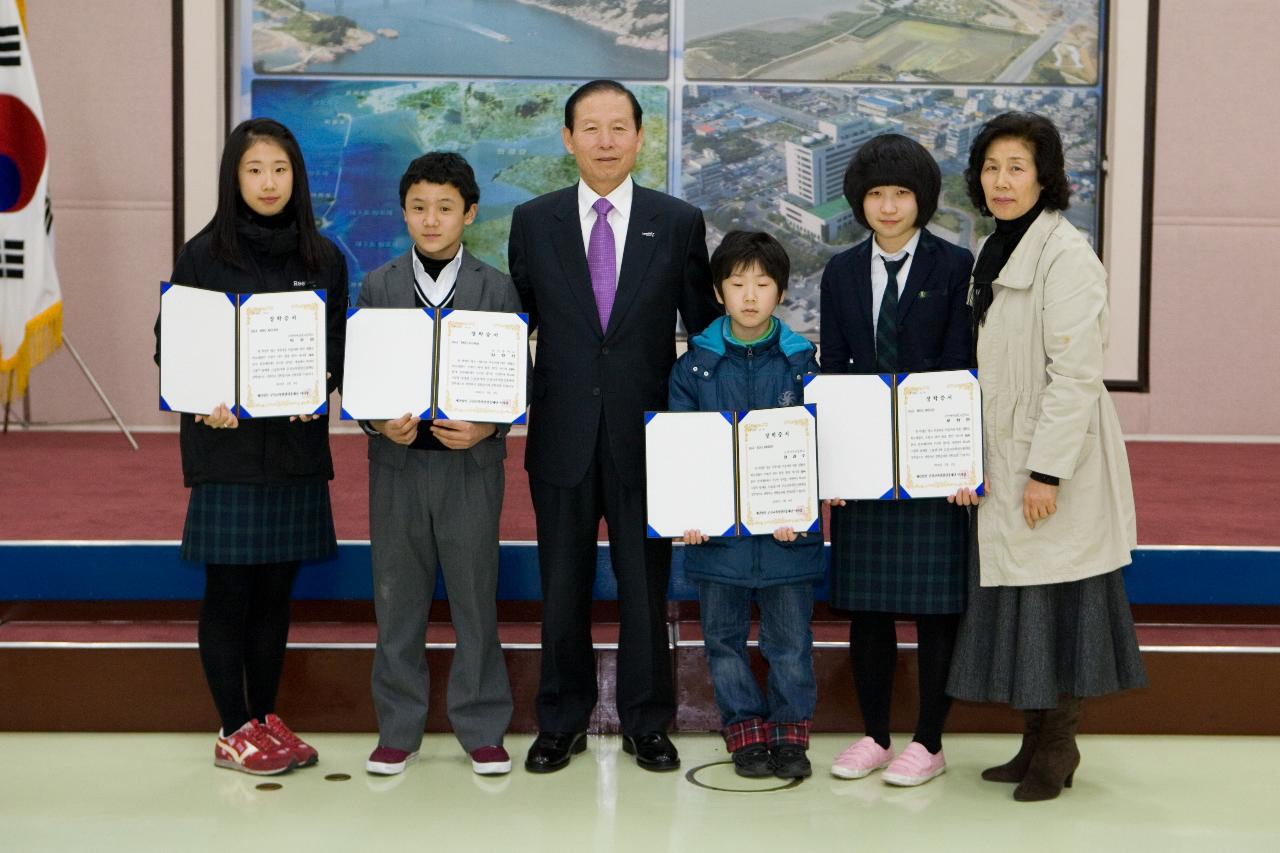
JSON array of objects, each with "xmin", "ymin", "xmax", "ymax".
[{"xmin": 993, "ymin": 209, "xmax": 1060, "ymax": 291}]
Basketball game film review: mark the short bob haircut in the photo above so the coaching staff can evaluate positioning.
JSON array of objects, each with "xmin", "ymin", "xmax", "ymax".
[
  {"xmin": 564, "ymin": 79, "xmax": 643, "ymax": 131},
  {"xmin": 964, "ymin": 112, "xmax": 1072, "ymax": 215},
  {"xmin": 207, "ymin": 117, "xmax": 332, "ymax": 271},
  {"xmin": 842, "ymin": 133, "xmax": 941, "ymax": 230},
  {"xmin": 399, "ymin": 152, "xmax": 481, "ymax": 210},
  {"xmin": 710, "ymin": 231, "xmax": 791, "ymax": 296}
]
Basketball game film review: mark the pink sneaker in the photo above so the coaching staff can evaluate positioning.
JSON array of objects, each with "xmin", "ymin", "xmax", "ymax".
[
  {"xmin": 882, "ymin": 741, "xmax": 946, "ymax": 786},
  {"xmin": 831, "ymin": 736, "xmax": 894, "ymax": 779},
  {"xmin": 470, "ymin": 745, "xmax": 512, "ymax": 776},
  {"xmin": 262, "ymin": 713, "xmax": 319, "ymax": 768}
]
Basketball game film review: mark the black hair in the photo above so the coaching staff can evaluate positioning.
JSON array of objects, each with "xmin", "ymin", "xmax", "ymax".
[
  {"xmin": 964, "ymin": 111, "xmax": 1072, "ymax": 215},
  {"xmin": 564, "ymin": 79, "xmax": 643, "ymax": 130},
  {"xmin": 398, "ymin": 151, "xmax": 480, "ymax": 210},
  {"xmin": 206, "ymin": 117, "xmax": 331, "ymax": 271},
  {"xmin": 710, "ymin": 231, "xmax": 791, "ymax": 296},
  {"xmin": 842, "ymin": 132, "xmax": 941, "ymax": 229}
]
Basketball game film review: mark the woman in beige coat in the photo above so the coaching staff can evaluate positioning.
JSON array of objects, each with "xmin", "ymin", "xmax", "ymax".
[{"xmin": 946, "ymin": 112, "xmax": 1146, "ymax": 802}]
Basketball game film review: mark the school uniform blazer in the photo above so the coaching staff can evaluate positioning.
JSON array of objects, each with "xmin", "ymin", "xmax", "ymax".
[
  {"xmin": 818, "ymin": 228, "xmax": 974, "ymax": 375},
  {"xmin": 508, "ymin": 184, "xmax": 720, "ymax": 489},
  {"xmin": 356, "ymin": 247, "xmax": 521, "ymax": 471}
]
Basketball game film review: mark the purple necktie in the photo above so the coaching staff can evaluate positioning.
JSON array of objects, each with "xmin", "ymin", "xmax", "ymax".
[{"xmin": 587, "ymin": 197, "xmax": 616, "ymax": 330}]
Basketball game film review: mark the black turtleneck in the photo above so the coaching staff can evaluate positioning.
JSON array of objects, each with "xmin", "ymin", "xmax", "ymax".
[
  {"xmin": 414, "ymin": 247, "xmax": 451, "ymax": 281},
  {"xmin": 970, "ymin": 198, "xmax": 1047, "ymax": 335}
]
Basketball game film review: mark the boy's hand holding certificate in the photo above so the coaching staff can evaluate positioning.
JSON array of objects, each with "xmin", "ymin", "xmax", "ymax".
[
  {"xmin": 644, "ymin": 405, "xmax": 820, "ymax": 539},
  {"xmin": 340, "ymin": 307, "xmax": 529, "ymax": 424}
]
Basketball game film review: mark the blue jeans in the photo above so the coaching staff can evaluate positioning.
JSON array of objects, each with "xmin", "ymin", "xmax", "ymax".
[{"xmin": 697, "ymin": 580, "xmax": 816, "ymax": 728}]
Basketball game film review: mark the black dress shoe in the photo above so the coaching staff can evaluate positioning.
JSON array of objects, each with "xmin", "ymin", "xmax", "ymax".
[
  {"xmin": 622, "ymin": 732, "xmax": 680, "ymax": 772},
  {"xmin": 524, "ymin": 731, "xmax": 586, "ymax": 773}
]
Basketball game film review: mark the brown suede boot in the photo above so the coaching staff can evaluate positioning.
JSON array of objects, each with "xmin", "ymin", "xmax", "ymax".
[
  {"xmin": 1014, "ymin": 696, "xmax": 1082, "ymax": 802},
  {"xmin": 981, "ymin": 709, "xmax": 1045, "ymax": 783}
]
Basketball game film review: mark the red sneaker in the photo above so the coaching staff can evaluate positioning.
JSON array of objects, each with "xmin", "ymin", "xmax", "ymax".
[
  {"xmin": 470, "ymin": 745, "xmax": 512, "ymax": 776},
  {"xmin": 262, "ymin": 713, "xmax": 319, "ymax": 768},
  {"xmin": 214, "ymin": 720, "xmax": 295, "ymax": 775}
]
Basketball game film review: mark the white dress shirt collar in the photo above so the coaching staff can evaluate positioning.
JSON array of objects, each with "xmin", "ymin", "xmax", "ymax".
[
  {"xmin": 871, "ymin": 228, "xmax": 921, "ymax": 264},
  {"xmin": 577, "ymin": 176, "xmax": 634, "ymax": 223}
]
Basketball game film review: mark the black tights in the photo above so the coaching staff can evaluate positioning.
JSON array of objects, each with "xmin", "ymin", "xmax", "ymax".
[
  {"xmin": 199, "ymin": 562, "xmax": 299, "ymax": 734},
  {"xmin": 849, "ymin": 611, "xmax": 959, "ymax": 755}
]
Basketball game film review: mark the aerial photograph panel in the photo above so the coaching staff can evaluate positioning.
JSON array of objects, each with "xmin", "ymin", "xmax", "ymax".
[
  {"xmin": 683, "ymin": 0, "xmax": 1099, "ymax": 85},
  {"xmin": 252, "ymin": 78, "xmax": 669, "ymax": 300},
  {"xmin": 681, "ymin": 83, "xmax": 1099, "ymax": 336},
  {"xmin": 251, "ymin": 0, "xmax": 671, "ymax": 79}
]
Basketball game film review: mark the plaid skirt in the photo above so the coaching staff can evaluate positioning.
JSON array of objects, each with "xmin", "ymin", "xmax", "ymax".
[
  {"xmin": 828, "ymin": 498, "xmax": 968, "ymax": 614},
  {"xmin": 946, "ymin": 513, "xmax": 1147, "ymax": 709},
  {"xmin": 180, "ymin": 482, "xmax": 336, "ymax": 565}
]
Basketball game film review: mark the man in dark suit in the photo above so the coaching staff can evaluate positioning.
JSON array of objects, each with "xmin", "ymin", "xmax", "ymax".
[
  {"xmin": 358, "ymin": 153, "xmax": 519, "ymax": 779},
  {"xmin": 508, "ymin": 79, "xmax": 720, "ymax": 773}
]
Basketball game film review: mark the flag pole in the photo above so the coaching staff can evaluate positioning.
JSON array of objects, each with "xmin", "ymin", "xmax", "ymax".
[{"xmin": 61, "ymin": 335, "xmax": 139, "ymax": 450}]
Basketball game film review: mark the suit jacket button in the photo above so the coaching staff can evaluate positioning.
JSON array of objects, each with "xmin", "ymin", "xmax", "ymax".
[
  {"xmin": 592, "ymin": 387, "xmax": 600, "ymax": 396},
  {"xmin": 601, "ymin": 346, "xmax": 609, "ymax": 355}
]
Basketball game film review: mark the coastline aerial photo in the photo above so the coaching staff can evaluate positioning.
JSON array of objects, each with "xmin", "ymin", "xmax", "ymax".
[
  {"xmin": 252, "ymin": 79, "xmax": 669, "ymax": 299},
  {"xmin": 681, "ymin": 84, "xmax": 1099, "ymax": 335},
  {"xmin": 250, "ymin": 0, "xmax": 670, "ymax": 79},
  {"xmin": 683, "ymin": 0, "xmax": 1099, "ymax": 85}
]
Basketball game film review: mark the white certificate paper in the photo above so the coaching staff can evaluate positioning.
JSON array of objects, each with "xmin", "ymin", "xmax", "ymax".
[
  {"xmin": 435, "ymin": 309, "xmax": 529, "ymax": 424},
  {"xmin": 736, "ymin": 406, "xmax": 819, "ymax": 534},
  {"xmin": 644, "ymin": 411, "xmax": 737, "ymax": 538},
  {"xmin": 340, "ymin": 308, "xmax": 435, "ymax": 420},
  {"xmin": 159, "ymin": 282, "xmax": 236, "ymax": 415},
  {"xmin": 895, "ymin": 370, "xmax": 983, "ymax": 498},
  {"xmin": 803, "ymin": 374, "xmax": 896, "ymax": 500},
  {"xmin": 237, "ymin": 291, "xmax": 327, "ymax": 419}
]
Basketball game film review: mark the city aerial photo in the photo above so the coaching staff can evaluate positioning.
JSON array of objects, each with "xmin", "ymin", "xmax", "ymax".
[
  {"xmin": 681, "ymin": 84, "xmax": 1099, "ymax": 336},
  {"xmin": 252, "ymin": 79, "xmax": 669, "ymax": 299},
  {"xmin": 250, "ymin": 0, "xmax": 670, "ymax": 79},
  {"xmin": 683, "ymin": 0, "xmax": 1099, "ymax": 85}
]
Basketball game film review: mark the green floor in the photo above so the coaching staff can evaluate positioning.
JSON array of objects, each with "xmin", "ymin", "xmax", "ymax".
[{"xmin": 2, "ymin": 733, "xmax": 1276, "ymax": 852}]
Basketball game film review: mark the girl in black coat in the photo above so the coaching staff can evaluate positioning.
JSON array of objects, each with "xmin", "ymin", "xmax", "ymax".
[{"xmin": 155, "ymin": 118, "xmax": 347, "ymax": 775}]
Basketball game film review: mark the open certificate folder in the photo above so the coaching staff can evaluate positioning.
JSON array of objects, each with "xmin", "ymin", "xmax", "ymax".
[
  {"xmin": 644, "ymin": 405, "xmax": 820, "ymax": 538},
  {"xmin": 158, "ymin": 282, "xmax": 328, "ymax": 419},
  {"xmin": 803, "ymin": 369, "xmax": 983, "ymax": 500},
  {"xmin": 340, "ymin": 307, "xmax": 528, "ymax": 424}
]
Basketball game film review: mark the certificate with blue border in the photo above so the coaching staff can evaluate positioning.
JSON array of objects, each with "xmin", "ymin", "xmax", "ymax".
[
  {"xmin": 803, "ymin": 370, "xmax": 983, "ymax": 500},
  {"xmin": 644, "ymin": 405, "xmax": 820, "ymax": 538},
  {"xmin": 158, "ymin": 283, "xmax": 328, "ymax": 419}
]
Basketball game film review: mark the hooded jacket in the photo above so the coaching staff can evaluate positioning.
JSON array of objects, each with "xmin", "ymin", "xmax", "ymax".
[{"xmin": 667, "ymin": 315, "xmax": 824, "ymax": 588}]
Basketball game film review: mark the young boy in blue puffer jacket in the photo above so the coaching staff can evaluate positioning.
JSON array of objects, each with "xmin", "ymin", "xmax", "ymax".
[{"xmin": 668, "ymin": 230, "xmax": 822, "ymax": 780}]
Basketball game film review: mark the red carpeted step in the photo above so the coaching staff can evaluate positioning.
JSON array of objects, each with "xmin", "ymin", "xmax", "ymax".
[{"xmin": 4, "ymin": 432, "xmax": 1280, "ymax": 545}]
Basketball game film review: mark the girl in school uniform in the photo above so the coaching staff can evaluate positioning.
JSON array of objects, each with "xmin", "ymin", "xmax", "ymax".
[
  {"xmin": 819, "ymin": 134, "xmax": 974, "ymax": 786},
  {"xmin": 155, "ymin": 118, "xmax": 347, "ymax": 775}
]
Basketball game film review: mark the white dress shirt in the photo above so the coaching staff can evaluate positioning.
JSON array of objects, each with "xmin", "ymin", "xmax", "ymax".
[
  {"xmin": 576, "ymin": 176, "xmax": 632, "ymax": 281},
  {"xmin": 869, "ymin": 229, "xmax": 921, "ymax": 336},
  {"xmin": 411, "ymin": 243, "xmax": 463, "ymax": 307}
]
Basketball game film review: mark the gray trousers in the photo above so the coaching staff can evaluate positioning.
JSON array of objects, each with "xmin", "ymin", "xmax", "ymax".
[{"xmin": 369, "ymin": 449, "xmax": 512, "ymax": 752}]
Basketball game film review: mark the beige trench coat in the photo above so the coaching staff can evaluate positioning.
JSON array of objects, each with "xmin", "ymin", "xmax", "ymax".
[{"xmin": 974, "ymin": 209, "xmax": 1136, "ymax": 586}]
